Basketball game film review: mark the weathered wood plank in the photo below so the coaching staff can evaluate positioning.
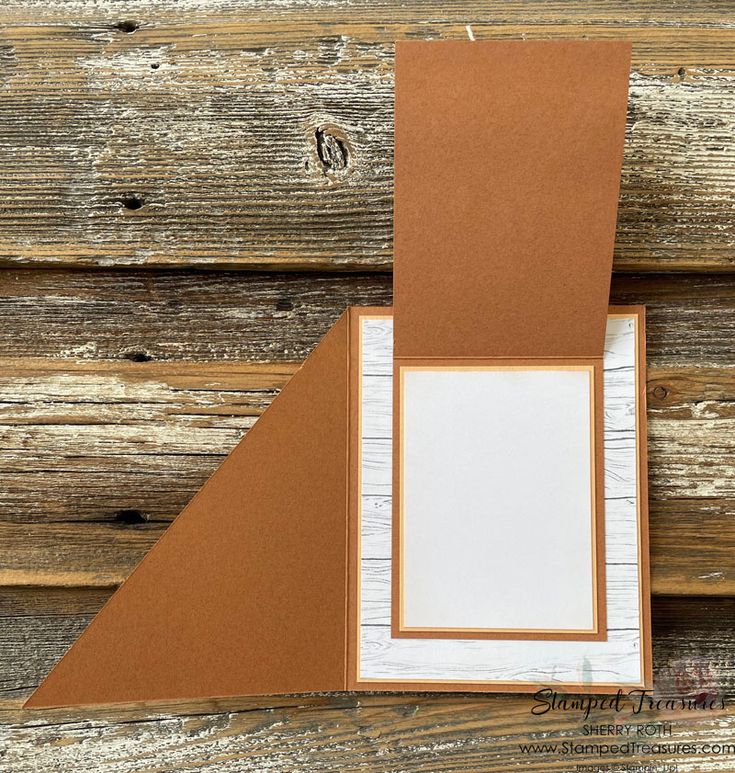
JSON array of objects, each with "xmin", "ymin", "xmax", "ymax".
[
  {"xmin": 0, "ymin": 362, "xmax": 731, "ymax": 594},
  {"xmin": 647, "ymin": 365, "xmax": 735, "ymax": 594},
  {"xmin": 0, "ymin": 13, "xmax": 732, "ymax": 270},
  {"xmin": 0, "ymin": 271, "xmax": 733, "ymax": 593},
  {"xmin": 0, "ymin": 592, "xmax": 733, "ymax": 771},
  {"xmin": 3, "ymin": 704, "xmax": 734, "ymax": 773},
  {"xmin": 1, "ymin": 270, "xmax": 734, "ymax": 365},
  {"xmin": 0, "ymin": 271, "xmax": 393, "ymax": 363},
  {"xmin": 1, "ymin": 1, "xmax": 734, "ymax": 26}
]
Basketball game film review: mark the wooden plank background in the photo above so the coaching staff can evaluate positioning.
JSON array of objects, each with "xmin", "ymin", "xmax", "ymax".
[{"xmin": 0, "ymin": 1, "xmax": 733, "ymax": 770}]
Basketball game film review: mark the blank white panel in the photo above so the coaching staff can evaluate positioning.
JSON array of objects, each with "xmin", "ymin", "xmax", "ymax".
[{"xmin": 401, "ymin": 368, "xmax": 595, "ymax": 632}]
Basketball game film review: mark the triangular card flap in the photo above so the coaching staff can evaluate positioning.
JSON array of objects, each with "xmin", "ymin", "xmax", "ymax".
[
  {"xmin": 393, "ymin": 40, "xmax": 631, "ymax": 359},
  {"xmin": 25, "ymin": 313, "xmax": 350, "ymax": 708}
]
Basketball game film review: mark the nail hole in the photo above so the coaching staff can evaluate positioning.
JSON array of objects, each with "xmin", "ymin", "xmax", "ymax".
[
  {"xmin": 124, "ymin": 350, "xmax": 153, "ymax": 363},
  {"xmin": 653, "ymin": 385, "xmax": 669, "ymax": 400},
  {"xmin": 120, "ymin": 194, "xmax": 145, "ymax": 210},
  {"xmin": 151, "ymin": 62, "xmax": 160, "ymax": 70},
  {"xmin": 677, "ymin": 67, "xmax": 686, "ymax": 78},
  {"xmin": 115, "ymin": 509, "xmax": 148, "ymax": 525},
  {"xmin": 115, "ymin": 20, "xmax": 139, "ymax": 34},
  {"xmin": 275, "ymin": 297, "xmax": 293, "ymax": 312}
]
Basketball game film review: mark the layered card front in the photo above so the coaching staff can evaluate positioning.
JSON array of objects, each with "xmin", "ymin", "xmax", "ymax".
[
  {"xmin": 395, "ymin": 360, "xmax": 603, "ymax": 641},
  {"xmin": 26, "ymin": 40, "xmax": 652, "ymax": 708},
  {"xmin": 351, "ymin": 307, "xmax": 651, "ymax": 692}
]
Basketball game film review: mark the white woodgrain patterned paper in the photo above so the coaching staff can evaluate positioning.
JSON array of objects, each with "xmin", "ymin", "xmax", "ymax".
[{"xmin": 357, "ymin": 315, "xmax": 643, "ymax": 686}]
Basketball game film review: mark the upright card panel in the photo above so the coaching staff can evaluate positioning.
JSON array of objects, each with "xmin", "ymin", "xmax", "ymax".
[{"xmin": 392, "ymin": 41, "xmax": 631, "ymax": 640}]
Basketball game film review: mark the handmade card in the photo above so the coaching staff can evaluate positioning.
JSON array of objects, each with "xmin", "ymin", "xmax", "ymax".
[
  {"xmin": 26, "ymin": 306, "xmax": 651, "ymax": 707},
  {"xmin": 25, "ymin": 40, "xmax": 652, "ymax": 708}
]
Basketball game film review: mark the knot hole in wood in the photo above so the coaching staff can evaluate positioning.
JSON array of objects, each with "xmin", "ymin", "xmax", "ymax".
[
  {"xmin": 124, "ymin": 350, "xmax": 153, "ymax": 363},
  {"xmin": 119, "ymin": 194, "xmax": 145, "ymax": 211},
  {"xmin": 652, "ymin": 384, "xmax": 669, "ymax": 401},
  {"xmin": 315, "ymin": 126, "xmax": 350, "ymax": 175},
  {"xmin": 115, "ymin": 20, "xmax": 139, "ymax": 34},
  {"xmin": 115, "ymin": 509, "xmax": 148, "ymax": 526}
]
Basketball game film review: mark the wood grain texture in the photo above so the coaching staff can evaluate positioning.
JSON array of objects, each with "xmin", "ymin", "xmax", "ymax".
[
  {"xmin": 0, "ymin": 594, "xmax": 732, "ymax": 769},
  {"xmin": 0, "ymin": 4, "xmax": 732, "ymax": 270},
  {"xmin": 0, "ymin": 270, "xmax": 732, "ymax": 594},
  {"xmin": 2, "ymin": 0, "xmax": 735, "ymax": 25},
  {"xmin": 1, "ymin": 269, "xmax": 734, "ymax": 364},
  {"xmin": 3, "ymin": 704, "xmax": 734, "ymax": 773}
]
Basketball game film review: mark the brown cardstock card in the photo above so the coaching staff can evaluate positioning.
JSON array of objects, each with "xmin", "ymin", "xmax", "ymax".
[
  {"xmin": 24, "ymin": 40, "xmax": 644, "ymax": 707},
  {"xmin": 392, "ymin": 40, "xmax": 631, "ymax": 640},
  {"xmin": 26, "ymin": 306, "xmax": 651, "ymax": 708}
]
